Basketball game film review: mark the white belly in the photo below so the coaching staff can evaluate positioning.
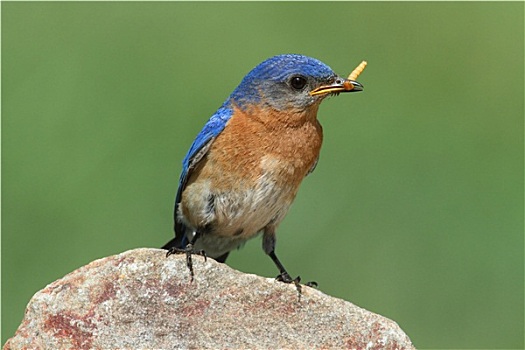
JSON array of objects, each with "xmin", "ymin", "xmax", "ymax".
[{"xmin": 179, "ymin": 156, "xmax": 301, "ymax": 258}]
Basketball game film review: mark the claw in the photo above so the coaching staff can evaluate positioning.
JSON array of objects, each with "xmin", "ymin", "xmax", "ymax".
[
  {"xmin": 166, "ymin": 244, "xmax": 206, "ymax": 282},
  {"xmin": 276, "ymin": 272, "xmax": 299, "ymax": 284},
  {"xmin": 275, "ymin": 273, "xmax": 303, "ymax": 301},
  {"xmin": 305, "ymin": 281, "xmax": 318, "ymax": 288}
]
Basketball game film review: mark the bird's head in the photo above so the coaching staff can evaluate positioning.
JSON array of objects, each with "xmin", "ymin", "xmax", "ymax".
[{"xmin": 229, "ymin": 54, "xmax": 363, "ymax": 113}]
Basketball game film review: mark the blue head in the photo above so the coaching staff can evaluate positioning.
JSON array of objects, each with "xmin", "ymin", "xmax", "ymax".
[{"xmin": 228, "ymin": 54, "xmax": 362, "ymax": 112}]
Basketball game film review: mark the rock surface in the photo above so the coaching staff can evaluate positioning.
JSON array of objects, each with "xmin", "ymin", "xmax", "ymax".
[{"xmin": 4, "ymin": 248, "xmax": 415, "ymax": 349}]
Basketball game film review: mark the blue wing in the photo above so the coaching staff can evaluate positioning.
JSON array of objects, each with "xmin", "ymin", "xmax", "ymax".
[{"xmin": 173, "ymin": 103, "xmax": 234, "ymax": 238}]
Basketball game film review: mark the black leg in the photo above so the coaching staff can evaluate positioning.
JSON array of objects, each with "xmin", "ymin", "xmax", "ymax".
[
  {"xmin": 263, "ymin": 227, "xmax": 317, "ymax": 289},
  {"xmin": 268, "ymin": 250, "xmax": 300, "ymax": 284},
  {"xmin": 269, "ymin": 249, "xmax": 306, "ymax": 301},
  {"xmin": 263, "ymin": 228, "xmax": 301, "ymax": 284},
  {"xmin": 166, "ymin": 231, "xmax": 206, "ymax": 282}
]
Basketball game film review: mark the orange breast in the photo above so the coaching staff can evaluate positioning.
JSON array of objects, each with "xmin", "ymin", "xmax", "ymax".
[{"xmin": 205, "ymin": 104, "xmax": 323, "ymax": 190}]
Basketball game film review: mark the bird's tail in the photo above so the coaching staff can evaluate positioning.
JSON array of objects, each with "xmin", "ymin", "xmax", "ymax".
[{"xmin": 161, "ymin": 237, "xmax": 182, "ymax": 250}]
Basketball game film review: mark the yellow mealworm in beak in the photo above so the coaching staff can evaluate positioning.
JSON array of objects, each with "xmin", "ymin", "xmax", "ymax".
[{"xmin": 348, "ymin": 61, "xmax": 368, "ymax": 81}]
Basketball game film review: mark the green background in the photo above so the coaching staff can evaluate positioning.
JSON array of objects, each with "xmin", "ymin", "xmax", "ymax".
[{"xmin": 2, "ymin": 2, "xmax": 523, "ymax": 348}]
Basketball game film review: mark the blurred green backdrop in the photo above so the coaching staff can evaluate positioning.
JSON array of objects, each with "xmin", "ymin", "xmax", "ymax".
[{"xmin": 2, "ymin": 2, "xmax": 523, "ymax": 348}]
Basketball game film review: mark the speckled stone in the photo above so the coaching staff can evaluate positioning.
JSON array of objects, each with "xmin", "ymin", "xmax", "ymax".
[{"xmin": 4, "ymin": 248, "xmax": 415, "ymax": 350}]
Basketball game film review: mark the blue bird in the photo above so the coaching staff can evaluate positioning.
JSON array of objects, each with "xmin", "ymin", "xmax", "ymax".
[{"xmin": 163, "ymin": 54, "xmax": 364, "ymax": 283}]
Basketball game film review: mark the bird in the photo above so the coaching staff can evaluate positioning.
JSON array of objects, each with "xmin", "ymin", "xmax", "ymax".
[{"xmin": 163, "ymin": 54, "xmax": 364, "ymax": 284}]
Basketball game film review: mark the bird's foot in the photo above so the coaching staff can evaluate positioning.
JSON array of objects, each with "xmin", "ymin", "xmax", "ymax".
[
  {"xmin": 276, "ymin": 272, "xmax": 318, "ymax": 287},
  {"xmin": 276, "ymin": 272, "xmax": 300, "ymax": 284},
  {"xmin": 166, "ymin": 244, "xmax": 207, "ymax": 282},
  {"xmin": 275, "ymin": 273, "xmax": 318, "ymax": 301}
]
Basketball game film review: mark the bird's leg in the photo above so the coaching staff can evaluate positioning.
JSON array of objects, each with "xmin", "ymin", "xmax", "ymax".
[
  {"xmin": 166, "ymin": 231, "xmax": 206, "ymax": 282},
  {"xmin": 183, "ymin": 233, "xmax": 207, "ymax": 282},
  {"xmin": 263, "ymin": 227, "xmax": 318, "ymax": 292},
  {"xmin": 268, "ymin": 250, "xmax": 300, "ymax": 284},
  {"xmin": 267, "ymin": 249, "xmax": 301, "ymax": 300}
]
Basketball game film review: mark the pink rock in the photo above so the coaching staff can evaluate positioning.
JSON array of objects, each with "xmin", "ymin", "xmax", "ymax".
[{"xmin": 4, "ymin": 248, "xmax": 415, "ymax": 349}]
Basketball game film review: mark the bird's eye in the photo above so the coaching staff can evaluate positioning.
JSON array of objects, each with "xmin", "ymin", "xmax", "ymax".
[{"xmin": 290, "ymin": 76, "xmax": 307, "ymax": 90}]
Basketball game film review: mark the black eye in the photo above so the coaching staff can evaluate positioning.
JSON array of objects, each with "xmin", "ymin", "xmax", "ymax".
[{"xmin": 290, "ymin": 76, "xmax": 307, "ymax": 90}]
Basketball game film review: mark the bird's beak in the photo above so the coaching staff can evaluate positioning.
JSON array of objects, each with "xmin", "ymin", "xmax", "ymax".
[{"xmin": 309, "ymin": 77, "xmax": 364, "ymax": 96}]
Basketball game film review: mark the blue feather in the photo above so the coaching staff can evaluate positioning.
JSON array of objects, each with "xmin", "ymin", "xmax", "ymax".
[
  {"xmin": 181, "ymin": 102, "xmax": 233, "ymax": 178},
  {"xmin": 230, "ymin": 54, "xmax": 335, "ymax": 107},
  {"xmin": 174, "ymin": 101, "xmax": 233, "ymax": 238}
]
